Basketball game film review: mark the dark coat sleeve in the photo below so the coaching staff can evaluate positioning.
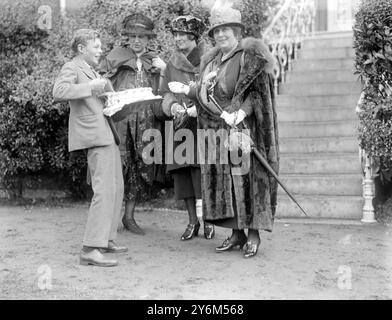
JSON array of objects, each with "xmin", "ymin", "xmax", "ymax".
[{"xmin": 159, "ymin": 63, "xmax": 177, "ymax": 118}]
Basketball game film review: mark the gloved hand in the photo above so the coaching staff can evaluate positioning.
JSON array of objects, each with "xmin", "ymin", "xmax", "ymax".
[
  {"xmin": 203, "ymin": 71, "xmax": 217, "ymax": 86},
  {"xmin": 220, "ymin": 111, "xmax": 237, "ymax": 127},
  {"xmin": 89, "ymin": 78, "xmax": 107, "ymax": 93},
  {"xmin": 187, "ymin": 105, "xmax": 197, "ymax": 117},
  {"xmin": 171, "ymin": 103, "xmax": 186, "ymax": 117},
  {"xmin": 152, "ymin": 57, "xmax": 166, "ymax": 70},
  {"xmin": 235, "ymin": 109, "xmax": 247, "ymax": 126},
  {"xmin": 168, "ymin": 82, "xmax": 190, "ymax": 95}
]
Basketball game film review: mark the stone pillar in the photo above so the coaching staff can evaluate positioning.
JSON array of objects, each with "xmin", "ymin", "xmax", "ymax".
[
  {"xmin": 59, "ymin": 0, "xmax": 66, "ymax": 17},
  {"xmin": 362, "ymin": 153, "xmax": 377, "ymax": 223}
]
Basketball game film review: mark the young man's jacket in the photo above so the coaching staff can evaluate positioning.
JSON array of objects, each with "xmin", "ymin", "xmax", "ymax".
[{"xmin": 53, "ymin": 56, "xmax": 115, "ymax": 152}]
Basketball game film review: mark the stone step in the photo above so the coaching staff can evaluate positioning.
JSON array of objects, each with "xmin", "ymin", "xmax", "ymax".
[
  {"xmin": 310, "ymin": 31, "xmax": 354, "ymax": 38},
  {"xmin": 277, "ymin": 106, "xmax": 356, "ymax": 122},
  {"xmin": 286, "ymin": 69, "xmax": 357, "ymax": 83},
  {"xmin": 278, "ymin": 174, "xmax": 362, "ymax": 196},
  {"xmin": 280, "ymin": 81, "xmax": 362, "ymax": 96},
  {"xmin": 280, "ymin": 153, "xmax": 361, "ymax": 174},
  {"xmin": 280, "ymin": 136, "xmax": 359, "ymax": 154},
  {"xmin": 279, "ymin": 120, "xmax": 357, "ymax": 138},
  {"xmin": 276, "ymin": 94, "xmax": 359, "ymax": 108},
  {"xmin": 302, "ymin": 34, "xmax": 353, "ymax": 49},
  {"xmin": 276, "ymin": 195, "xmax": 363, "ymax": 219},
  {"xmin": 293, "ymin": 58, "xmax": 355, "ymax": 71},
  {"xmin": 299, "ymin": 46, "xmax": 355, "ymax": 60}
]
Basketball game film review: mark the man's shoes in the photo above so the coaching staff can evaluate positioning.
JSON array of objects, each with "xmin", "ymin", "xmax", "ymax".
[
  {"xmin": 80, "ymin": 249, "xmax": 118, "ymax": 267},
  {"xmin": 122, "ymin": 217, "xmax": 145, "ymax": 235},
  {"xmin": 100, "ymin": 241, "xmax": 128, "ymax": 254}
]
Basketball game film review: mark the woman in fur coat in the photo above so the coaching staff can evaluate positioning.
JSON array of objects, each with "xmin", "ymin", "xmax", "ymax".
[{"xmin": 169, "ymin": 4, "xmax": 279, "ymax": 258}]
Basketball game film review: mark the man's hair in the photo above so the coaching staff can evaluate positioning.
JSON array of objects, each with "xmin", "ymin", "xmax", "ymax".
[{"xmin": 71, "ymin": 29, "xmax": 100, "ymax": 54}]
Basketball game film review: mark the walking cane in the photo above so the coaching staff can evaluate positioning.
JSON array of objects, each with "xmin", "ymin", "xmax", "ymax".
[{"xmin": 207, "ymin": 93, "xmax": 309, "ymax": 218}]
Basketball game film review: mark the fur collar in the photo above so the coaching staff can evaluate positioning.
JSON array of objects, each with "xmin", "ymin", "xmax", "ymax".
[
  {"xmin": 169, "ymin": 41, "xmax": 207, "ymax": 73},
  {"xmin": 200, "ymin": 37, "xmax": 275, "ymax": 75},
  {"xmin": 169, "ymin": 47, "xmax": 200, "ymax": 73},
  {"xmin": 104, "ymin": 46, "xmax": 158, "ymax": 73}
]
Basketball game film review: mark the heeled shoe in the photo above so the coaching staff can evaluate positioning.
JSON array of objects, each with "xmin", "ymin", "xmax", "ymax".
[
  {"xmin": 215, "ymin": 233, "xmax": 247, "ymax": 252},
  {"xmin": 181, "ymin": 221, "xmax": 200, "ymax": 241},
  {"xmin": 243, "ymin": 240, "xmax": 260, "ymax": 258},
  {"xmin": 204, "ymin": 223, "xmax": 215, "ymax": 239}
]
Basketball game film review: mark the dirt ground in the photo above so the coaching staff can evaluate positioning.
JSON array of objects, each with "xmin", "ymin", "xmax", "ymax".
[{"xmin": 1, "ymin": 203, "xmax": 392, "ymax": 300}]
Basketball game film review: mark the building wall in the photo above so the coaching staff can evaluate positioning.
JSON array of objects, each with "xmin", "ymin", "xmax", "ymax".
[{"xmin": 315, "ymin": 0, "xmax": 360, "ymax": 32}]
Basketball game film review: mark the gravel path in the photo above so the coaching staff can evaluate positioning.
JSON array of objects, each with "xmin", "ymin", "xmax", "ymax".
[{"xmin": 1, "ymin": 204, "xmax": 391, "ymax": 300}]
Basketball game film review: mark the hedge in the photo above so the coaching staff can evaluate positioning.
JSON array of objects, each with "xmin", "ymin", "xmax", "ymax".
[{"xmin": 354, "ymin": 0, "xmax": 392, "ymax": 183}]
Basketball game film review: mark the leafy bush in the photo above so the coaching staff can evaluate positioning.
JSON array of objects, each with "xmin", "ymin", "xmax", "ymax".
[
  {"xmin": 0, "ymin": 0, "xmax": 278, "ymax": 200},
  {"xmin": 0, "ymin": 0, "xmax": 87, "ymax": 197},
  {"xmin": 354, "ymin": 0, "xmax": 392, "ymax": 183}
]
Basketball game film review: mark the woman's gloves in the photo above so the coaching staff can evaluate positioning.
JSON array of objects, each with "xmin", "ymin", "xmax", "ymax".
[
  {"xmin": 186, "ymin": 105, "xmax": 197, "ymax": 117},
  {"xmin": 168, "ymin": 82, "xmax": 190, "ymax": 95},
  {"xmin": 170, "ymin": 103, "xmax": 186, "ymax": 116},
  {"xmin": 220, "ymin": 109, "xmax": 247, "ymax": 127},
  {"xmin": 152, "ymin": 57, "xmax": 166, "ymax": 70},
  {"xmin": 171, "ymin": 103, "xmax": 197, "ymax": 118}
]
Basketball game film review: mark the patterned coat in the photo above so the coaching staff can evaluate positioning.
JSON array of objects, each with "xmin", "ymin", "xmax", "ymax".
[
  {"xmin": 189, "ymin": 37, "xmax": 279, "ymax": 231},
  {"xmin": 99, "ymin": 47, "xmax": 170, "ymax": 200}
]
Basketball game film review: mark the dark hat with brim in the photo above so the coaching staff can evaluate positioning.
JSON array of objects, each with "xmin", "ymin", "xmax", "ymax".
[{"xmin": 122, "ymin": 13, "xmax": 156, "ymax": 38}]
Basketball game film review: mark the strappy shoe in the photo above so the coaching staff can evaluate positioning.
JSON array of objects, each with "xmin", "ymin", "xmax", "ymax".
[
  {"xmin": 204, "ymin": 223, "xmax": 215, "ymax": 239},
  {"xmin": 243, "ymin": 240, "xmax": 260, "ymax": 258},
  {"xmin": 181, "ymin": 221, "xmax": 200, "ymax": 241},
  {"xmin": 215, "ymin": 233, "xmax": 247, "ymax": 252}
]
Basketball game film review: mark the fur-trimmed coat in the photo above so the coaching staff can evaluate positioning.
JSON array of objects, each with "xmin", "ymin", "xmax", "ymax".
[
  {"xmin": 159, "ymin": 45, "xmax": 203, "ymax": 172},
  {"xmin": 189, "ymin": 37, "xmax": 279, "ymax": 231},
  {"xmin": 98, "ymin": 47, "xmax": 172, "ymax": 194}
]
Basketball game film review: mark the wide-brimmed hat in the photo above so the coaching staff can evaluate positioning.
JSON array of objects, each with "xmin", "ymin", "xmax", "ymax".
[
  {"xmin": 171, "ymin": 15, "xmax": 206, "ymax": 40},
  {"xmin": 122, "ymin": 13, "xmax": 156, "ymax": 37},
  {"xmin": 207, "ymin": 2, "xmax": 244, "ymax": 38}
]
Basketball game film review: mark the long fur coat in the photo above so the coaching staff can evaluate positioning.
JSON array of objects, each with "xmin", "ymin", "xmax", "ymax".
[{"xmin": 194, "ymin": 37, "xmax": 279, "ymax": 231}]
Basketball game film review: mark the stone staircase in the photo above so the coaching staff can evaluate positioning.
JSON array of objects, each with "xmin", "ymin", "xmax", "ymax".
[{"xmin": 275, "ymin": 32, "xmax": 363, "ymax": 219}]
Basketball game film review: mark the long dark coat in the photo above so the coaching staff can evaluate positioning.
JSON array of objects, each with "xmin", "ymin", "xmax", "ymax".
[
  {"xmin": 98, "ymin": 47, "xmax": 171, "ymax": 199},
  {"xmin": 159, "ymin": 45, "xmax": 203, "ymax": 172},
  {"xmin": 189, "ymin": 37, "xmax": 279, "ymax": 231}
]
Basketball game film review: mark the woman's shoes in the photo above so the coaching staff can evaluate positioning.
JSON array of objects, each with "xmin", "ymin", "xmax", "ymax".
[
  {"xmin": 243, "ymin": 239, "xmax": 260, "ymax": 258},
  {"xmin": 181, "ymin": 221, "xmax": 200, "ymax": 241},
  {"xmin": 122, "ymin": 217, "xmax": 145, "ymax": 235},
  {"xmin": 216, "ymin": 232, "xmax": 247, "ymax": 252},
  {"xmin": 204, "ymin": 223, "xmax": 215, "ymax": 239}
]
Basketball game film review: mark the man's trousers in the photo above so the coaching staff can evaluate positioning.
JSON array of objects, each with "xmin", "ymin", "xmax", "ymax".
[{"xmin": 83, "ymin": 143, "xmax": 124, "ymax": 248}]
